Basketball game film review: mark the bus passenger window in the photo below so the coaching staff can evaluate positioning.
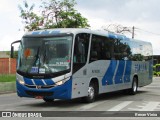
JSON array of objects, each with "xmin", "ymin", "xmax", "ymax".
[
  {"xmin": 73, "ymin": 33, "xmax": 90, "ymax": 73},
  {"xmin": 89, "ymin": 35, "xmax": 114, "ymax": 62},
  {"xmin": 74, "ymin": 36, "xmax": 86, "ymax": 63},
  {"xmin": 90, "ymin": 51, "xmax": 98, "ymax": 61}
]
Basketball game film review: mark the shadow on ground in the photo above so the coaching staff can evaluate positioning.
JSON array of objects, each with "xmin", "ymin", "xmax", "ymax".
[{"xmin": 19, "ymin": 90, "xmax": 147, "ymax": 108}]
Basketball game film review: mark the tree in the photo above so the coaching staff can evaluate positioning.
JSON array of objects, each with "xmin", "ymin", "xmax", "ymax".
[
  {"xmin": 6, "ymin": 51, "xmax": 18, "ymax": 59},
  {"xmin": 19, "ymin": 0, "xmax": 90, "ymax": 31},
  {"xmin": 18, "ymin": 1, "xmax": 43, "ymax": 31}
]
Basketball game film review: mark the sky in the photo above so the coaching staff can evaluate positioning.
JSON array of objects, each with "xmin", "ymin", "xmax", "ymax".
[{"xmin": 0, "ymin": 0, "xmax": 160, "ymax": 55}]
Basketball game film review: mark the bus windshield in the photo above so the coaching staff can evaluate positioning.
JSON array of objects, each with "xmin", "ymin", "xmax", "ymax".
[{"xmin": 17, "ymin": 35, "xmax": 72, "ymax": 74}]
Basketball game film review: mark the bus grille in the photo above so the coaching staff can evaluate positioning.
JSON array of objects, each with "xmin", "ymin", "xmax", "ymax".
[
  {"xmin": 25, "ymin": 91, "xmax": 53, "ymax": 96},
  {"xmin": 25, "ymin": 84, "xmax": 55, "ymax": 89}
]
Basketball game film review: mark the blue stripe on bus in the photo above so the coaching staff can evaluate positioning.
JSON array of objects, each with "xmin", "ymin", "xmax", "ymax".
[
  {"xmin": 114, "ymin": 61, "xmax": 125, "ymax": 84},
  {"xmin": 33, "ymin": 79, "xmax": 45, "ymax": 85},
  {"xmin": 23, "ymin": 77, "xmax": 55, "ymax": 86},
  {"xmin": 124, "ymin": 61, "xmax": 132, "ymax": 83},
  {"xmin": 102, "ymin": 60, "xmax": 117, "ymax": 85},
  {"xmin": 23, "ymin": 77, "xmax": 34, "ymax": 85},
  {"xmin": 41, "ymin": 31, "xmax": 50, "ymax": 35},
  {"xmin": 108, "ymin": 33, "xmax": 126, "ymax": 40},
  {"xmin": 32, "ymin": 30, "xmax": 60, "ymax": 35},
  {"xmin": 50, "ymin": 30, "xmax": 60, "ymax": 35},
  {"xmin": 32, "ymin": 31, "xmax": 40, "ymax": 35},
  {"xmin": 44, "ymin": 79, "xmax": 55, "ymax": 85}
]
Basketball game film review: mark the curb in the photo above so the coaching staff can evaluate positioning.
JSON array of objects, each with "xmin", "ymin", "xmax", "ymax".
[{"xmin": 0, "ymin": 82, "xmax": 16, "ymax": 93}]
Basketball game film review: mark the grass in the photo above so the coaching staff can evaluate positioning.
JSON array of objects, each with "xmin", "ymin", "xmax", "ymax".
[{"xmin": 0, "ymin": 74, "xmax": 16, "ymax": 82}]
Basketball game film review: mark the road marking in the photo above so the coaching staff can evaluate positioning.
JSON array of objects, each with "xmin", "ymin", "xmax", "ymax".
[
  {"xmin": 78, "ymin": 101, "xmax": 106, "ymax": 110},
  {"xmin": 128, "ymin": 102, "xmax": 160, "ymax": 111},
  {"xmin": 145, "ymin": 86, "xmax": 160, "ymax": 88},
  {"xmin": 108, "ymin": 101, "xmax": 133, "ymax": 111},
  {"xmin": 138, "ymin": 102, "xmax": 160, "ymax": 111}
]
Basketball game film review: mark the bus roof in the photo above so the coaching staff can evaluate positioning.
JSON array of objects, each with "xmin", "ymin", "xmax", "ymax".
[
  {"xmin": 23, "ymin": 28, "xmax": 151, "ymax": 44},
  {"xmin": 24, "ymin": 28, "xmax": 92, "ymax": 36}
]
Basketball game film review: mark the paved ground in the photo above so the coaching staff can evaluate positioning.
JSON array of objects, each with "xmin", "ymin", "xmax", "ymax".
[{"xmin": 0, "ymin": 77, "xmax": 160, "ymax": 119}]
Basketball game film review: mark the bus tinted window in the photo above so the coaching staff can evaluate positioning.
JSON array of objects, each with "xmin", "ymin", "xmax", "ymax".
[
  {"xmin": 114, "ymin": 39, "xmax": 132, "ymax": 60},
  {"xmin": 126, "ymin": 40, "xmax": 153, "ymax": 61},
  {"xmin": 90, "ymin": 35, "xmax": 134, "ymax": 62},
  {"xmin": 74, "ymin": 33, "xmax": 90, "ymax": 63},
  {"xmin": 73, "ymin": 33, "xmax": 90, "ymax": 73},
  {"xmin": 89, "ymin": 35, "xmax": 113, "ymax": 62}
]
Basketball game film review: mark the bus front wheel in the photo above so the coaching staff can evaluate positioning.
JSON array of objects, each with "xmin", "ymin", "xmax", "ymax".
[{"xmin": 82, "ymin": 82, "xmax": 96, "ymax": 103}]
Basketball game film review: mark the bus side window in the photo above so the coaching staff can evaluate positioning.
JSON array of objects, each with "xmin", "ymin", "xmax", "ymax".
[
  {"xmin": 73, "ymin": 33, "xmax": 90, "ymax": 73},
  {"xmin": 90, "ymin": 51, "xmax": 98, "ymax": 61},
  {"xmin": 113, "ymin": 39, "xmax": 131, "ymax": 60},
  {"xmin": 74, "ymin": 33, "xmax": 89, "ymax": 63},
  {"xmin": 89, "ymin": 35, "xmax": 113, "ymax": 62},
  {"xmin": 89, "ymin": 36, "xmax": 101, "ymax": 62}
]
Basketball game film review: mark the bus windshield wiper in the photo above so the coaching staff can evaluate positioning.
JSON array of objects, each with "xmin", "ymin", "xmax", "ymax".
[
  {"xmin": 26, "ymin": 47, "xmax": 40, "ymax": 73},
  {"xmin": 32, "ymin": 47, "xmax": 40, "ymax": 66}
]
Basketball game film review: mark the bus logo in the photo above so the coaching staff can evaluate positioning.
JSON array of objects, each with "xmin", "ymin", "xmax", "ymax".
[{"xmin": 36, "ymin": 86, "xmax": 42, "ymax": 89}]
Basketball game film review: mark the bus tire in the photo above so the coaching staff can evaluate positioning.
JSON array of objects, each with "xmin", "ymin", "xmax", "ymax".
[
  {"xmin": 43, "ymin": 98, "xmax": 54, "ymax": 103},
  {"xmin": 129, "ymin": 77, "xmax": 138, "ymax": 95},
  {"xmin": 82, "ymin": 82, "xmax": 96, "ymax": 103}
]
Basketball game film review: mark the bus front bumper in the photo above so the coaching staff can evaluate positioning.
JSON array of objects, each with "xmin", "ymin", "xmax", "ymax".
[{"xmin": 16, "ymin": 79, "xmax": 72, "ymax": 100}]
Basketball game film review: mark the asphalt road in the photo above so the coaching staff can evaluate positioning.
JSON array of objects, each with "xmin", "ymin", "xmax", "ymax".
[{"xmin": 0, "ymin": 77, "xmax": 160, "ymax": 120}]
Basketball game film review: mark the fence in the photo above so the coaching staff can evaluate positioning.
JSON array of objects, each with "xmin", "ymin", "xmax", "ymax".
[{"xmin": 0, "ymin": 58, "xmax": 16, "ymax": 74}]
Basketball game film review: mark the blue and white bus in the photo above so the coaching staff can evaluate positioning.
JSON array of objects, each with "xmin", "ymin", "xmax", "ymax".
[{"xmin": 11, "ymin": 28, "xmax": 153, "ymax": 103}]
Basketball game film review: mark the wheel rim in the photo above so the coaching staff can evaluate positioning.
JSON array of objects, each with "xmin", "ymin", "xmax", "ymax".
[
  {"xmin": 88, "ymin": 86, "xmax": 94, "ymax": 100},
  {"xmin": 133, "ymin": 80, "xmax": 137, "ymax": 92}
]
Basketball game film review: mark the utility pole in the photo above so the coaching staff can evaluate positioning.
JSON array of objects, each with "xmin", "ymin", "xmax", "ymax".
[{"xmin": 132, "ymin": 26, "xmax": 135, "ymax": 39}]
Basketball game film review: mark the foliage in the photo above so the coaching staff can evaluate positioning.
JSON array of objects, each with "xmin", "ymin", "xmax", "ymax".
[
  {"xmin": 18, "ymin": 1, "xmax": 43, "ymax": 31},
  {"xmin": 129, "ymin": 54, "xmax": 144, "ymax": 61},
  {"xmin": 153, "ymin": 64, "xmax": 160, "ymax": 76},
  {"xmin": 19, "ymin": 0, "xmax": 90, "ymax": 31},
  {"xmin": 6, "ymin": 51, "xmax": 18, "ymax": 59}
]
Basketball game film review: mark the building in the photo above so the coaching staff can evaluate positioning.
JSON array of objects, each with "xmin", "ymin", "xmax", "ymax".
[{"xmin": 0, "ymin": 51, "xmax": 16, "ymax": 74}]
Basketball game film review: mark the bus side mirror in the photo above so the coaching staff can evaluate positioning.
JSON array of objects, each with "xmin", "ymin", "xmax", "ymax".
[
  {"xmin": 11, "ymin": 46, "xmax": 14, "ymax": 58},
  {"xmin": 10, "ymin": 40, "xmax": 21, "ymax": 58}
]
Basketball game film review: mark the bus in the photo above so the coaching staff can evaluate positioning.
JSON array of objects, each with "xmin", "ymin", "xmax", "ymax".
[{"xmin": 11, "ymin": 28, "xmax": 153, "ymax": 103}]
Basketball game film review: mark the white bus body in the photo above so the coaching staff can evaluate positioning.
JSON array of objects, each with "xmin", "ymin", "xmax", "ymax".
[{"xmin": 12, "ymin": 28, "xmax": 153, "ymax": 103}]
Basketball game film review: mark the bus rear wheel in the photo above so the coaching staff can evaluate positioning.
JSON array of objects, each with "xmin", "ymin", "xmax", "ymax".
[
  {"xmin": 129, "ymin": 77, "xmax": 138, "ymax": 95},
  {"xmin": 43, "ymin": 98, "xmax": 54, "ymax": 103}
]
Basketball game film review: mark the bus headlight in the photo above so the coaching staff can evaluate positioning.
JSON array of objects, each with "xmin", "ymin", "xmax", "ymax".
[
  {"xmin": 18, "ymin": 79, "xmax": 25, "ymax": 85},
  {"xmin": 55, "ymin": 80, "xmax": 64, "ymax": 86},
  {"xmin": 55, "ymin": 77, "xmax": 70, "ymax": 86}
]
